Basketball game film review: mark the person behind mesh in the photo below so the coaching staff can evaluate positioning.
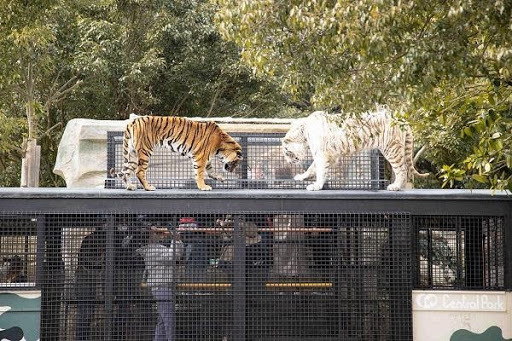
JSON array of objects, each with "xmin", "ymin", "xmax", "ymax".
[
  {"xmin": 0, "ymin": 255, "xmax": 28, "ymax": 284},
  {"xmin": 75, "ymin": 227, "xmax": 106, "ymax": 341},
  {"xmin": 216, "ymin": 216, "xmax": 270, "ymax": 341},
  {"xmin": 136, "ymin": 226, "xmax": 184, "ymax": 341},
  {"xmin": 113, "ymin": 222, "xmax": 147, "ymax": 339},
  {"xmin": 178, "ymin": 217, "xmax": 208, "ymax": 283}
]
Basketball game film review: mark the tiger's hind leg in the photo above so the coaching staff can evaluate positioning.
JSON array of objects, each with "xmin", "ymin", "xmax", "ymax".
[
  {"xmin": 384, "ymin": 154, "xmax": 407, "ymax": 191},
  {"xmin": 122, "ymin": 164, "xmax": 137, "ymax": 191},
  {"xmin": 117, "ymin": 144, "xmax": 138, "ymax": 190},
  {"xmin": 135, "ymin": 150, "xmax": 156, "ymax": 191},
  {"xmin": 379, "ymin": 139, "xmax": 409, "ymax": 191}
]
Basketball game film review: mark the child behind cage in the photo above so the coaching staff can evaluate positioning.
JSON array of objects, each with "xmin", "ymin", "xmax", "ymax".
[
  {"xmin": 0, "ymin": 255, "xmax": 28, "ymax": 284},
  {"xmin": 136, "ymin": 226, "xmax": 184, "ymax": 341}
]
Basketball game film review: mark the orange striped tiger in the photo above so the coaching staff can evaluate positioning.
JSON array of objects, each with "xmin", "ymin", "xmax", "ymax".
[
  {"xmin": 111, "ymin": 116, "xmax": 243, "ymax": 191},
  {"xmin": 282, "ymin": 107, "xmax": 429, "ymax": 191}
]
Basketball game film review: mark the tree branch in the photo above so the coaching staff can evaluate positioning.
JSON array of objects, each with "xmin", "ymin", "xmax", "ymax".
[
  {"xmin": 36, "ymin": 122, "xmax": 63, "ymax": 143},
  {"xmin": 171, "ymin": 93, "xmax": 190, "ymax": 115},
  {"xmin": 207, "ymin": 85, "xmax": 226, "ymax": 117},
  {"xmin": 48, "ymin": 67, "xmax": 65, "ymax": 96},
  {"xmin": 44, "ymin": 77, "xmax": 83, "ymax": 111}
]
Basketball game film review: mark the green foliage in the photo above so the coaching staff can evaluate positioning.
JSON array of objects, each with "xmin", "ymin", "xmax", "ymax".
[
  {"xmin": 152, "ymin": 0, "xmax": 295, "ymax": 118},
  {"xmin": 0, "ymin": 0, "xmax": 72, "ymax": 186},
  {"xmin": 214, "ymin": 0, "xmax": 512, "ymax": 190},
  {"xmin": 70, "ymin": 0, "xmax": 168, "ymax": 117},
  {"xmin": 0, "ymin": 0, "xmax": 296, "ymax": 187},
  {"xmin": 459, "ymin": 106, "xmax": 511, "ymax": 190},
  {"xmin": 3, "ymin": 0, "xmax": 508, "ymax": 189},
  {"xmin": 0, "ymin": 111, "xmax": 25, "ymax": 187},
  {"xmin": 65, "ymin": 0, "xmax": 296, "ymax": 119}
]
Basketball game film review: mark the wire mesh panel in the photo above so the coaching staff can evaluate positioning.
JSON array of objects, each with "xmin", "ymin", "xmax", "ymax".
[
  {"xmin": 0, "ymin": 216, "xmax": 38, "ymax": 288},
  {"xmin": 0, "ymin": 216, "xmax": 40, "ymax": 341},
  {"xmin": 413, "ymin": 215, "xmax": 505, "ymax": 289},
  {"xmin": 1, "ymin": 211, "xmax": 412, "ymax": 341},
  {"xmin": 337, "ymin": 213, "xmax": 411, "ymax": 341},
  {"xmin": 105, "ymin": 131, "xmax": 387, "ymax": 190}
]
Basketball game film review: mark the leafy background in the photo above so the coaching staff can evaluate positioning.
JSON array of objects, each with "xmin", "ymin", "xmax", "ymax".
[{"xmin": 0, "ymin": 0, "xmax": 510, "ymax": 189}]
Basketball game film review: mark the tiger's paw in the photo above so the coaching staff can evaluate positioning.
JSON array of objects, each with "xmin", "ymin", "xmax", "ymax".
[
  {"xmin": 144, "ymin": 185, "xmax": 156, "ymax": 191},
  {"xmin": 306, "ymin": 183, "xmax": 323, "ymax": 191},
  {"xmin": 215, "ymin": 175, "xmax": 225, "ymax": 182},
  {"xmin": 386, "ymin": 183, "xmax": 402, "ymax": 191},
  {"xmin": 294, "ymin": 173, "xmax": 307, "ymax": 181},
  {"xmin": 126, "ymin": 184, "xmax": 137, "ymax": 191},
  {"xmin": 199, "ymin": 185, "xmax": 212, "ymax": 191}
]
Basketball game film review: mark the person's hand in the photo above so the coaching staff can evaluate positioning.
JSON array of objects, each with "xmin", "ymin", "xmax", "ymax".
[
  {"xmin": 149, "ymin": 226, "xmax": 169, "ymax": 242},
  {"xmin": 149, "ymin": 226, "xmax": 170, "ymax": 234}
]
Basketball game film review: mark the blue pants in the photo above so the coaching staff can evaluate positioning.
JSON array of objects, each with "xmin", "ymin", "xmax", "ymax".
[{"xmin": 151, "ymin": 287, "xmax": 175, "ymax": 341}]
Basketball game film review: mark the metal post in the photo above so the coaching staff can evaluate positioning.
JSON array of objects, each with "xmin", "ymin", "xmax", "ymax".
[
  {"xmin": 105, "ymin": 215, "xmax": 115, "ymax": 339},
  {"xmin": 504, "ymin": 204, "xmax": 512, "ymax": 289},
  {"xmin": 232, "ymin": 214, "xmax": 246, "ymax": 341},
  {"xmin": 40, "ymin": 215, "xmax": 64, "ymax": 341},
  {"xmin": 389, "ymin": 213, "xmax": 412, "ymax": 340},
  {"xmin": 105, "ymin": 132, "xmax": 118, "ymax": 189},
  {"xmin": 36, "ymin": 215, "xmax": 45, "ymax": 288},
  {"xmin": 336, "ymin": 214, "xmax": 345, "ymax": 339},
  {"xmin": 240, "ymin": 137, "xmax": 249, "ymax": 188}
]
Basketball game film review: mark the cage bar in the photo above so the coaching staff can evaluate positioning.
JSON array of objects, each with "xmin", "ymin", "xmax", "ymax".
[
  {"xmin": 413, "ymin": 215, "xmax": 505, "ymax": 290},
  {"xmin": 105, "ymin": 131, "xmax": 388, "ymax": 190},
  {"xmin": 1, "ymin": 211, "xmax": 416, "ymax": 341},
  {"xmin": 0, "ymin": 190, "xmax": 510, "ymax": 341}
]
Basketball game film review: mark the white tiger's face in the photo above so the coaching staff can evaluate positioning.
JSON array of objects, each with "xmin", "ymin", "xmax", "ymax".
[
  {"xmin": 282, "ymin": 140, "xmax": 308, "ymax": 164},
  {"xmin": 282, "ymin": 118, "xmax": 308, "ymax": 164}
]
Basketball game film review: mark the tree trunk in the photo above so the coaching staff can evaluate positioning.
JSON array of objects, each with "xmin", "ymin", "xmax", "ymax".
[
  {"xmin": 21, "ymin": 60, "xmax": 41, "ymax": 187},
  {"xmin": 21, "ymin": 139, "xmax": 41, "ymax": 187}
]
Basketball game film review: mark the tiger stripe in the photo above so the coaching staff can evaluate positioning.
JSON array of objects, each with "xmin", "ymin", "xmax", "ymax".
[
  {"xmin": 110, "ymin": 116, "xmax": 242, "ymax": 191},
  {"xmin": 282, "ymin": 108, "xmax": 429, "ymax": 191}
]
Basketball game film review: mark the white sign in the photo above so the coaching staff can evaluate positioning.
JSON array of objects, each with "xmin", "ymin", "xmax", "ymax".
[{"xmin": 413, "ymin": 291, "xmax": 507, "ymax": 312}]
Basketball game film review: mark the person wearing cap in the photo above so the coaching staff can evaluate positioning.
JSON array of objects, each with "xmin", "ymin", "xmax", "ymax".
[
  {"xmin": 216, "ymin": 217, "xmax": 270, "ymax": 341},
  {"xmin": 137, "ymin": 226, "xmax": 184, "ymax": 341},
  {"xmin": 178, "ymin": 217, "xmax": 208, "ymax": 282}
]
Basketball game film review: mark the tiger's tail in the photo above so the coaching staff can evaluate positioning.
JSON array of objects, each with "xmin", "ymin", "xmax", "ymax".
[{"xmin": 405, "ymin": 129, "xmax": 430, "ymax": 179}]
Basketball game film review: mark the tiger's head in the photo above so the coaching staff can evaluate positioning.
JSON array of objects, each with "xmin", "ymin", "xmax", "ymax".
[
  {"xmin": 282, "ymin": 119, "xmax": 308, "ymax": 164},
  {"xmin": 218, "ymin": 134, "xmax": 243, "ymax": 173}
]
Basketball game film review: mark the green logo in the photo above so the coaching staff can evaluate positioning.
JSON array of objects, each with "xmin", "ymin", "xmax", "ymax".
[{"xmin": 451, "ymin": 326, "xmax": 512, "ymax": 341}]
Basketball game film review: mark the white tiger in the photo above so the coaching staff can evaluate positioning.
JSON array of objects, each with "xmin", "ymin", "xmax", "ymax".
[{"xmin": 282, "ymin": 107, "xmax": 429, "ymax": 191}]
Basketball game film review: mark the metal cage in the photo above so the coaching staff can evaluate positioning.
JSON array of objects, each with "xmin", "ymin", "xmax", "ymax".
[
  {"xmin": 1, "ymin": 211, "xmax": 411, "ymax": 341},
  {"xmin": 0, "ymin": 189, "xmax": 510, "ymax": 341},
  {"xmin": 413, "ymin": 215, "xmax": 505, "ymax": 289},
  {"xmin": 105, "ymin": 131, "xmax": 387, "ymax": 190}
]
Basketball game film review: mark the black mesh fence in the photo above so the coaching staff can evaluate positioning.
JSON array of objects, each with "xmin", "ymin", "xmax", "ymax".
[
  {"xmin": 413, "ymin": 215, "xmax": 505, "ymax": 289},
  {"xmin": 0, "ymin": 216, "xmax": 38, "ymax": 288},
  {"xmin": 105, "ymin": 132, "xmax": 387, "ymax": 190},
  {"xmin": 2, "ymin": 211, "xmax": 415, "ymax": 341}
]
